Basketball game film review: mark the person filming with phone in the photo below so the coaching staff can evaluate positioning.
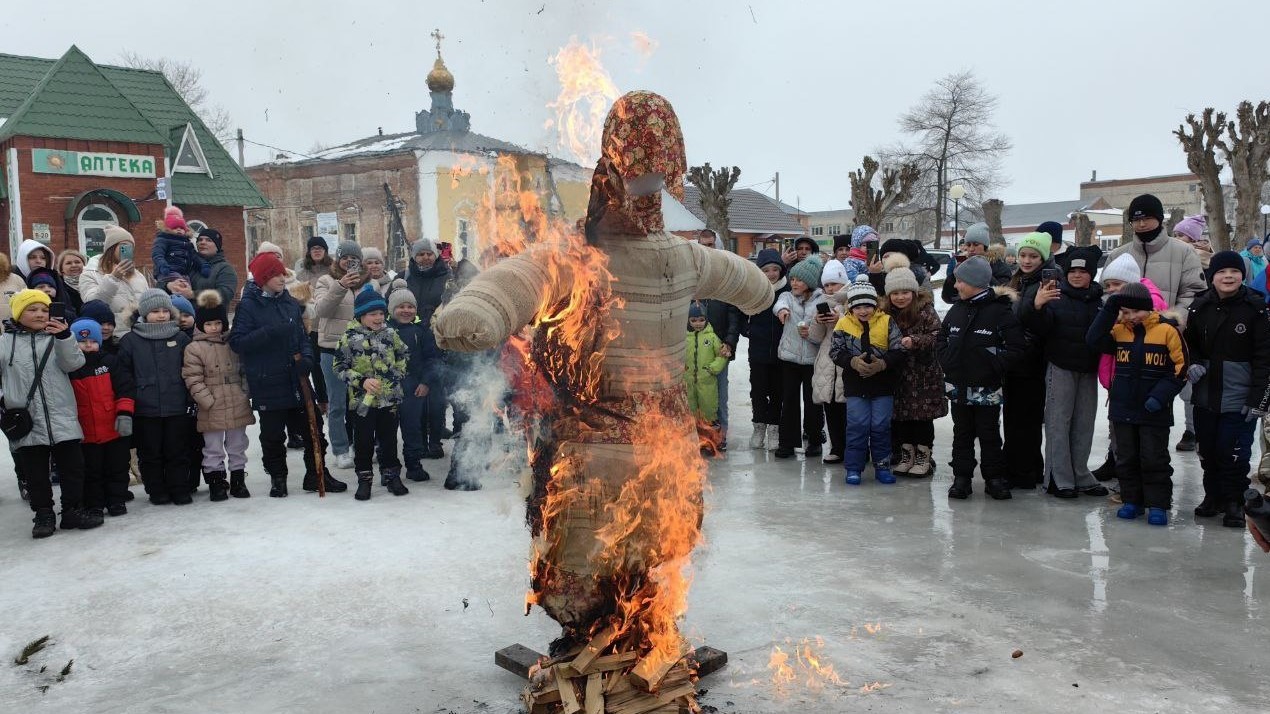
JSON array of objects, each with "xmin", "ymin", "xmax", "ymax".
[
  {"xmin": 313, "ymin": 241, "xmax": 371, "ymax": 471},
  {"xmin": 77, "ymin": 226, "xmax": 152, "ymax": 337}
]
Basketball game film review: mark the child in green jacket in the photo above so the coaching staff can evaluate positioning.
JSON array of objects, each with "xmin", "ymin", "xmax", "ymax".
[
  {"xmin": 685, "ymin": 301, "xmax": 728, "ymax": 452},
  {"xmin": 335, "ymin": 286, "xmax": 410, "ymax": 500}
]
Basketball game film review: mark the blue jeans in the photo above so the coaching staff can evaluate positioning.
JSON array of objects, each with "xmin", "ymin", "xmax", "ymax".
[
  {"xmin": 320, "ymin": 351, "xmax": 350, "ymax": 456},
  {"xmin": 844, "ymin": 396, "xmax": 893, "ymax": 472},
  {"xmin": 716, "ymin": 361, "xmax": 730, "ymax": 432}
]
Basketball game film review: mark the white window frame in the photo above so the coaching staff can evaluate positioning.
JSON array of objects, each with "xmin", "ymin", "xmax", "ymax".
[
  {"xmin": 172, "ymin": 123, "xmax": 214, "ymax": 177},
  {"xmin": 77, "ymin": 203, "xmax": 118, "ymax": 256}
]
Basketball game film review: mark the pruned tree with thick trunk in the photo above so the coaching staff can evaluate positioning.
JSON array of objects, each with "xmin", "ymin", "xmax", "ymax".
[
  {"xmin": 1218, "ymin": 101, "xmax": 1270, "ymax": 247},
  {"xmin": 1073, "ymin": 213, "xmax": 1094, "ymax": 246},
  {"xmin": 1175, "ymin": 108, "xmax": 1231, "ymax": 250},
  {"xmin": 687, "ymin": 164, "xmax": 741, "ymax": 252},
  {"xmin": 1166, "ymin": 207, "xmax": 1185, "ymax": 236},
  {"xmin": 848, "ymin": 155, "xmax": 920, "ymax": 229},
  {"xmin": 887, "ymin": 70, "xmax": 1012, "ymax": 248},
  {"xmin": 981, "ymin": 199, "xmax": 1004, "ymax": 244}
]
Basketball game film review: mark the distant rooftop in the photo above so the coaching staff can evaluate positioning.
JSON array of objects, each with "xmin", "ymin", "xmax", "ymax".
[{"xmin": 681, "ymin": 186, "xmax": 807, "ymax": 235}]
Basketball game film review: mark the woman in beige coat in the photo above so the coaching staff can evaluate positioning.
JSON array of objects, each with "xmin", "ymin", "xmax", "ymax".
[
  {"xmin": 313, "ymin": 241, "xmax": 370, "ymax": 467},
  {"xmin": 78, "ymin": 226, "xmax": 152, "ymax": 335},
  {"xmin": 809, "ymin": 260, "xmax": 850, "ymax": 463},
  {"xmin": 182, "ymin": 291, "xmax": 254, "ymax": 501}
]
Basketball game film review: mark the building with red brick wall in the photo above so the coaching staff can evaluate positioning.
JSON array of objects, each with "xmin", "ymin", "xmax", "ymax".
[{"xmin": 0, "ymin": 46, "xmax": 268, "ymax": 285}]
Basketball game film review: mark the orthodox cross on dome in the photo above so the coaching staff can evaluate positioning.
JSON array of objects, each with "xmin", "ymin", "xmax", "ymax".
[{"xmin": 431, "ymin": 28, "xmax": 445, "ymax": 59}]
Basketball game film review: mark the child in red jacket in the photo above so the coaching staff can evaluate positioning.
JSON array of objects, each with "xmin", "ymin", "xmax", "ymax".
[{"xmin": 69, "ymin": 318, "xmax": 134, "ymax": 516}]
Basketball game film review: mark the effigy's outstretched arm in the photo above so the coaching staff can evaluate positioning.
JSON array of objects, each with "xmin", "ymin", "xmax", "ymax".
[
  {"xmin": 688, "ymin": 241, "xmax": 775, "ymax": 316},
  {"xmin": 433, "ymin": 245, "xmax": 571, "ymax": 353}
]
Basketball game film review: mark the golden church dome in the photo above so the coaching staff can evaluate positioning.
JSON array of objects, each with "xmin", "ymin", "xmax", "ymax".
[{"xmin": 427, "ymin": 57, "xmax": 454, "ymax": 93}]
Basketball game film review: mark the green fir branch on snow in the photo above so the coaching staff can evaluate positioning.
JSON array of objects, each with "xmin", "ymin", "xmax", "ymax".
[
  {"xmin": 14, "ymin": 635, "xmax": 50, "ymax": 665},
  {"xmin": 57, "ymin": 659, "xmax": 74, "ymax": 681}
]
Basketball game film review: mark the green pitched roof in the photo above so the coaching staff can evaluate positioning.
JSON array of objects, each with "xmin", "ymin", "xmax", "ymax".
[{"xmin": 0, "ymin": 47, "xmax": 268, "ymax": 208}]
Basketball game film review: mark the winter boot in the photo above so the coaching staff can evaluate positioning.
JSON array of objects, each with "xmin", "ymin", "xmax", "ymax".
[
  {"xmin": 1147, "ymin": 507, "xmax": 1169, "ymax": 526},
  {"xmin": 875, "ymin": 466, "xmax": 896, "ymax": 484},
  {"xmin": 1194, "ymin": 496, "xmax": 1222, "ymax": 518},
  {"xmin": 1175, "ymin": 430, "xmax": 1196, "ymax": 452},
  {"xmin": 424, "ymin": 444, "xmax": 445, "ymax": 460},
  {"xmin": 171, "ymin": 489, "xmax": 193, "ymax": 505},
  {"xmin": 286, "ymin": 432, "xmax": 305, "ymax": 450},
  {"xmin": 229, "ymin": 470, "xmax": 250, "ymax": 498},
  {"xmin": 269, "ymin": 475, "xmax": 288, "ymax": 498},
  {"xmin": 764, "ymin": 425, "xmax": 779, "ymax": 451},
  {"xmin": 948, "ymin": 476, "xmax": 973, "ymax": 499},
  {"xmin": 1223, "ymin": 501, "xmax": 1246, "ymax": 528},
  {"xmin": 303, "ymin": 469, "xmax": 348, "ymax": 493},
  {"xmin": 844, "ymin": 471, "xmax": 862, "ymax": 486},
  {"xmin": 354, "ymin": 471, "xmax": 373, "ymax": 501},
  {"xmin": 892, "ymin": 444, "xmax": 915, "ymax": 475},
  {"xmin": 985, "ymin": 479, "xmax": 1013, "ymax": 500},
  {"xmin": 107, "ymin": 504, "xmax": 127, "ymax": 517},
  {"xmin": 1080, "ymin": 484, "xmax": 1110, "ymax": 497},
  {"xmin": 206, "ymin": 472, "xmax": 229, "ymax": 502},
  {"xmin": 405, "ymin": 464, "xmax": 431, "ymax": 482},
  {"xmin": 384, "ymin": 470, "xmax": 410, "ymax": 497},
  {"xmin": 59, "ymin": 508, "xmax": 84, "ymax": 530},
  {"xmin": 1092, "ymin": 450, "xmax": 1117, "ymax": 481},
  {"xmin": 32, "ymin": 509, "xmax": 56, "ymax": 539},
  {"xmin": 1116, "ymin": 503, "xmax": 1143, "ymax": 520},
  {"xmin": 749, "ymin": 423, "xmax": 766, "ymax": 449},
  {"xmin": 908, "ymin": 445, "xmax": 933, "ymax": 477},
  {"xmin": 444, "ymin": 460, "xmax": 482, "ymax": 491},
  {"xmin": 77, "ymin": 508, "xmax": 104, "ymax": 529}
]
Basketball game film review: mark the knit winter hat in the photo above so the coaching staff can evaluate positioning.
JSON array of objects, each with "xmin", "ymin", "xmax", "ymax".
[
  {"xmin": 1036, "ymin": 221, "xmax": 1065, "ymax": 247},
  {"xmin": 1100, "ymin": 253, "xmax": 1142, "ymax": 285},
  {"xmin": 1060, "ymin": 245, "xmax": 1102, "ymax": 274},
  {"xmin": 169, "ymin": 294, "xmax": 194, "ymax": 317},
  {"xmin": 249, "ymin": 252, "xmax": 287, "ymax": 287},
  {"xmin": 137, "ymin": 288, "xmax": 174, "ymax": 319},
  {"xmin": 1127, "ymin": 194, "xmax": 1165, "ymax": 223},
  {"xmin": 353, "ymin": 285, "xmax": 387, "ymax": 318},
  {"xmin": 755, "ymin": 248, "xmax": 784, "ymax": 272},
  {"xmin": 1005, "ymin": 245, "xmax": 1018, "ymax": 257},
  {"xmin": 70, "ymin": 318, "xmax": 102, "ymax": 344},
  {"xmin": 955, "ymin": 255, "xmax": 993, "ymax": 289},
  {"xmin": 26, "ymin": 267, "xmax": 59, "ymax": 292},
  {"xmin": 256, "ymin": 241, "xmax": 286, "ymax": 260},
  {"xmin": 337, "ymin": 241, "xmax": 362, "ymax": 261},
  {"xmin": 820, "ymin": 259, "xmax": 848, "ymax": 286},
  {"xmin": 1016, "ymin": 232, "xmax": 1052, "ymax": 260},
  {"xmin": 1173, "ymin": 215, "xmax": 1207, "ymax": 243},
  {"xmin": 963, "ymin": 223, "xmax": 991, "ymax": 247},
  {"xmin": 362, "ymin": 246, "xmax": 384, "ymax": 263},
  {"xmin": 1249, "ymin": 238, "xmax": 1264, "ymax": 250},
  {"xmin": 1117, "ymin": 281, "xmax": 1154, "ymax": 311},
  {"xmin": 878, "ymin": 238, "xmax": 921, "ymax": 263},
  {"xmin": 688, "ymin": 300, "xmax": 706, "ymax": 319},
  {"xmin": 885, "ymin": 267, "xmax": 920, "ymax": 295},
  {"xmin": 832, "ymin": 234, "xmax": 852, "ymax": 252},
  {"xmin": 163, "ymin": 205, "xmax": 187, "ymax": 231},
  {"xmin": 1208, "ymin": 249, "xmax": 1245, "ymax": 279},
  {"xmin": 411, "ymin": 238, "xmax": 438, "ymax": 257},
  {"xmin": 846, "ymin": 275, "xmax": 878, "ymax": 308},
  {"xmin": 197, "ymin": 227, "xmax": 223, "ymax": 252},
  {"xmin": 102, "ymin": 225, "xmax": 134, "ymax": 256},
  {"xmin": 851, "ymin": 225, "xmax": 878, "ymax": 248},
  {"xmin": 387, "ymin": 285, "xmax": 417, "ymax": 315},
  {"xmin": 788, "ymin": 256, "xmax": 823, "ymax": 289},
  {"xmin": 9, "ymin": 289, "xmax": 50, "ymax": 322},
  {"xmin": 306, "ymin": 235, "xmax": 329, "ymax": 253},
  {"xmin": 195, "ymin": 290, "xmax": 229, "ymax": 330},
  {"xmin": 79, "ymin": 299, "xmax": 115, "ymax": 326}
]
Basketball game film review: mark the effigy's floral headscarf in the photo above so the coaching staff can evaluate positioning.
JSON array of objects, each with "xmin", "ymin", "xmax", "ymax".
[{"xmin": 586, "ymin": 91, "xmax": 686, "ymax": 238}]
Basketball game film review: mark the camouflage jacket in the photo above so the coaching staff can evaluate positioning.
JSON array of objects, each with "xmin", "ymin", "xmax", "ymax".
[{"xmin": 334, "ymin": 321, "xmax": 408, "ymax": 410}]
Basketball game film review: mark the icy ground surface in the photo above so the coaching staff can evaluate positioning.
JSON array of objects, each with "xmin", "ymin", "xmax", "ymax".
[{"xmin": 1, "ymin": 349, "xmax": 1267, "ymax": 714}]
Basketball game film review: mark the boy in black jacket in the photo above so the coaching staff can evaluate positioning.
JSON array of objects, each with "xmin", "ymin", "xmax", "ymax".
[
  {"xmin": 1184, "ymin": 251, "xmax": 1270, "ymax": 528},
  {"xmin": 388, "ymin": 285, "xmax": 443, "ymax": 483},
  {"xmin": 937, "ymin": 256, "xmax": 1026, "ymax": 500}
]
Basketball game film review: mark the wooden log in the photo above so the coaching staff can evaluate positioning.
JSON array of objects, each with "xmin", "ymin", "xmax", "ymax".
[
  {"xmin": 589, "ymin": 651, "xmax": 639, "ymax": 672},
  {"xmin": 688, "ymin": 646, "xmax": 728, "ymax": 679},
  {"xmin": 630, "ymin": 646, "xmax": 686, "ymax": 692},
  {"xmin": 585, "ymin": 673, "xmax": 604, "ymax": 714},
  {"xmin": 609, "ymin": 682, "xmax": 696, "ymax": 714},
  {"xmin": 559, "ymin": 667, "xmax": 583, "ymax": 714},
  {"xmin": 570, "ymin": 625, "xmax": 618, "ymax": 675},
  {"xmin": 496, "ymin": 643, "xmax": 544, "ymax": 679}
]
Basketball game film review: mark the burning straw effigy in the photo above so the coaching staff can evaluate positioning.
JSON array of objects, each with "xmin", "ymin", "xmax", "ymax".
[{"xmin": 434, "ymin": 91, "xmax": 773, "ymax": 712}]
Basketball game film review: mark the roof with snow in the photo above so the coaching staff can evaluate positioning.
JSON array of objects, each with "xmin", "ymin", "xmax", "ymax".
[
  {"xmin": 681, "ymin": 186, "xmax": 807, "ymax": 235},
  {"xmin": 269, "ymin": 128, "xmax": 540, "ymax": 166},
  {"xmin": 999, "ymin": 198, "xmax": 1111, "ymax": 228}
]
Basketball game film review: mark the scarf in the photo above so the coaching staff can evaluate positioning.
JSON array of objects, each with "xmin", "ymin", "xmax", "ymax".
[
  {"xmin": 130, "ymin": 320, "xmax": 179, "ymax": 340},
  {"xmin": 1135, "ymin": 225, "xmax": 1163, "ymax": 243},
  {"xmin": 63, "ymin": 273, "xmax": 80, "ymax": 289}
]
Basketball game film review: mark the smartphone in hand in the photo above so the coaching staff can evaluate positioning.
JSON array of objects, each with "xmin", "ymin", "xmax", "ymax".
[
  {"xmin": 866, "ymin": 242, "xmax": 880, "ymax": 265},
  {"xmin": 49, "ymin": 302, "xmax": 67, "ymax": 321},
  {"xmin": 816, "ymin": 302, "xmax": 832, "ymax": 316},
  {"xmin": 1041, "ymin": 268, "xmax": 1061, "ymax": 284}
]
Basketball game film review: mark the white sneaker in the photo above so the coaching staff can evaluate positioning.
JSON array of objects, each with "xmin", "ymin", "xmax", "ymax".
[
  {"xmin": 764, "ymin": 424, "xmax": 779, "ymax": 451},
  {"xmin": 334, "ymin": 452, "xmax": 354, "ymax": 469},
  {"xmin": 749, "ymin": 423, "xmax": 766, "ymax": 449}
]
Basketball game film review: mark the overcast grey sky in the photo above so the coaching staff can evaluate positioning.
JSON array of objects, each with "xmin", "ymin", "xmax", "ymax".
[{"xmin": 5, "ymin": 0, "xmax": 1267, "ymax": 211}]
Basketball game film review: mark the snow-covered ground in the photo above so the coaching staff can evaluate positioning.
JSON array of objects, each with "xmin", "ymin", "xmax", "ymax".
[{"xmin": 0, "ymin": 348, "xmax": 1266, "ymax": 713}]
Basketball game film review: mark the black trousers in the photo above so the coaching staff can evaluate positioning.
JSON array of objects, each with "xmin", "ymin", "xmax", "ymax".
[
  {"xmin": 822, "ymin": 402, "xmax": 845, "ymax": 457},
  {"xmin": 1113, "ymin": 423, "xmax": 1172, "ymax": 509},
  {"xmin": 1003, "ymin": 372, "xmax": 1046, "ymax": 487},
  {"xmin": 353, "ymin": 406, "xmax": 401, "ymax": 474},
  {"xmin": 259, "ymin": 407, "xmax": 326, "ymax": 478},
  {"xmin": 1194, "ymin": 406, "xmax": 1256, "ymax": 505},
  {"xmin": 893, "ymin": 419, "xmax": 936, "ymax": 448},
  {"xmin": 308, "ymin": 332, "xmax": 327, "ymax": 404},
  {"xmin": 187, "ymin": 419, "xmax": 203, "ymax": 489},
  {"xmin": 82, "ymin": 437, "xmax": 131, "ymax": 509},
  {"xmin": 18, "ymin": 440, "xmax": 84, "ymax": 512},
  {"xmin": 778, "ymin": 361, "xmax": 823, "ymax": 450},
  {"xmin": 749, "ymin": 361, "xmax": 782, "ymax": 425},
  {"xmin": 134, "ymin": 415, "xmax": 191, "ymax": 499},
  {"xmin": 950, "ymin": 403, "xmax": 1005, "ymax": 482}
]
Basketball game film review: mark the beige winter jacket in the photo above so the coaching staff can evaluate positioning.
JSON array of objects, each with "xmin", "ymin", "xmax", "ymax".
[
  {"xmin": 1108, "ymin": 236, "xmax": 1206, "ymax": 319},
  {"xmin": 78, "ymin": 268, "xmax": 152, "ymax": 334},
  {"xmin": 809, "ymin": 289, "xmax": 849, "ymax": 404},
  {"xmin": 182, "ymin": 331, "xmax": 255, "ymax": 433},
  {"xmin": 312, "ymin": 270, "xmax": 370, "ymax": 350}
]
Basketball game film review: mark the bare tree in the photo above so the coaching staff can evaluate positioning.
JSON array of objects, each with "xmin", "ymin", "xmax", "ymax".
[
  {"xmin": 1219, "ymin": 101, "xmax": 1270, "ymax": 246},
  {"xmin": 118, "ymin": 52, "xmax": 234, "ymax": 142},
  {"xmin": 1073, "ymin": 212, "xmax": 1094, "ymax": 246},
  {"xmin": 888, "ymin": 70, "xmax": 1012, "ymax": 248},
  {"xmin": 847, "ymin": 156, "xmax": 920, "ymax": 229},
  {"xmin": 1165, "ymin": 207, "xmax": 1185, "ymax": 236},
  {"xmin": 1175, "ymin": 108, "xmax": 1231, "ymax": 250},
  {"xmin": 686, "ymin": 164, "xmax": 741, "ymax": 252},
  {"xmin": 981, "ymin": 199, "xmax": 1004, "ymax": 243}
]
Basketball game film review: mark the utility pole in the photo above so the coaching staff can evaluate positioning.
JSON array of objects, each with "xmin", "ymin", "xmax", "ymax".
[
  {"xmin": 236, "ymin": 128, "xmax": 245, "ymax": 167},
  {"xmin": 773, "ymin": 172, "xmax": 780, "ymax": 203}
]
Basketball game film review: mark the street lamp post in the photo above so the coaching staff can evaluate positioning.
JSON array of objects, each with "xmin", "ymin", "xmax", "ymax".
[
  {"xmin": 1260, "ymin": 204, "xmax": 1269, "ymax": 239},
  {"xmin": 949, "ymin": 184, "xmax": 966, "ymax": 243},
  {"xmin": 1096, "ymin": 229, "xmax": 1103, "ymax": 250}
]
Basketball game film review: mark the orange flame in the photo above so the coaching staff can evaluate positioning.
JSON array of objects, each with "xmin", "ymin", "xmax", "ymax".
[
  {"xmin": 768, "ymin": 637, "xmax": 845, "ymax": 693},
  {"xmin": 545, "ymin": 37, "xmax": 620, "ymax": 165}
]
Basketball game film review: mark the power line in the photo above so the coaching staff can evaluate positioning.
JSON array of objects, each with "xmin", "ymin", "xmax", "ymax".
[{"xmin": 239, "ymin": 136, "xmax": 317, "ymax": 160}]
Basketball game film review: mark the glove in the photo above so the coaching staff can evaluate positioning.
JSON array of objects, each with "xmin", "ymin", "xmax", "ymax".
[
  {"xmin": 1243, "ymin": 405, "xmax": 1268, "ymax": 423},
  {"xmin": 1144, "ymin": 396, "xmax": 1163, "ymax": 413},
  {"xmin": 853, "ymin": 355, "xmax": 886, "ymax": 378},
  {"xmin": 1187, "ymin": 364, "xmax": 1207, "ymax": 384},
  {"xmin": 114, "ymin": 415, "xmax": 132, "ymax": 438}
]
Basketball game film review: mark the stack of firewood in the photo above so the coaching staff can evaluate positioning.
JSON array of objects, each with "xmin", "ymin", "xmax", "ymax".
[{"xmin": 522, "ymin": 626, "xmax": 696, "ymax": 714}]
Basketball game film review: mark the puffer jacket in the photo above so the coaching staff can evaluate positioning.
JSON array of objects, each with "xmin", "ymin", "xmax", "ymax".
[
  {"xmin": 0, "ymin": 258, "xmax": 26, "ymax": 332},
  {"xmin": 313, "ymin": 268, "xmax": 370, "ymax": 350},
  {"xmin": 113, "ymin": 321, "xmax": 192, "ymax": 418},
  {"xmin": 684, "ymin": 323, "xmax": 728, "ymax": 421},
  {"xmin": 1007, "ymin": 259, "xmax": 1056, "ymax": 376},
  {"xmin": 0, "ymin": 327, "xmax": 85, "ymax": 448},
  {"xmin": 392, "ymin": 316, "xmax": 444, "ymax": 387},
  {"xmin": 773, "ymin": 287, "xmax": 823, "ymax": 365},
  {"xmin": 78, "ymin": 267, "xmax": 152, "ymax": 335},
  {"xmin": 1023, "ymin": 278, "xmax": 1104, "ymax": 373},
  {"xmin": 182, "ymin": 331, "xmax": 255, "ymax": 432},
  {"xmin": 1184, "ymin": 286, "xmax": 1270, "ymax": 415},
  {"xmin": 1097, "ymin": 278, "xmax": 1167, "ymax": 388},
  {"xmin": 69, "ymin": 350, "xmax": 133, "ymax": 444},
  {"xmin": 829, "ymin": 308, "xmax": 906, "ymax": 398},
  {"xmin": 1108, "ymin": 236, "xmax": 1206, "ymax": 316},
  {"xmin": 229, "ymin": 282, "xmax": 312, "ymax": 411},
  {"xmin": 937, "ymin": 287, "xmax": 1026, "ymax": 405},
  {"xmin": 190, "ymin": 252, "xmax": 238, "ymax": 308},
  {"xmin": 407, "ymin": 259, "xmax": 451, "ymax": 324},
  {"xmin": 884, "ymin": 291, "xmax": 947, "ymax": 421},
  {"xmin": 809, "ymin": 290, "xmax": 847, "ymax": 404},
  {"xmin": 1087, "ymin": 304, "xmax": 1187, "ymax": 427},
  {"xmin": 334, "ymin": 321, "xmax": 409, "ymax": 410},
  {"xmin": 743, "ymin": 276, "xmax": 790, "ymax": 365}
]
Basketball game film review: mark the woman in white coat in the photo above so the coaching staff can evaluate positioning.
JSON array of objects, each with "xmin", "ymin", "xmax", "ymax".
[{"xmin": 77, "ymin": 226, "xmax": 152, "ymax": 335}]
